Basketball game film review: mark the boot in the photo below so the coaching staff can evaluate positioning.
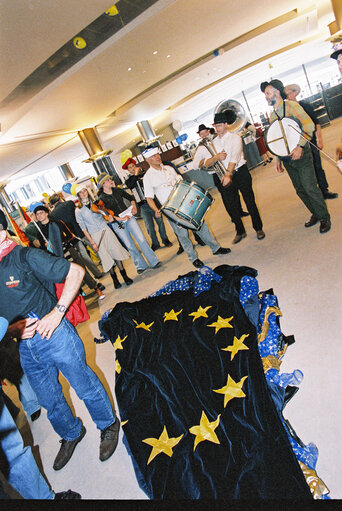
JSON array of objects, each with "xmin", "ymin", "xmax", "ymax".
[
  {"xmin": 110, "ymin": 269, "xmax": 121, "ymax": 289},
  {"xmin": 120, "ymin": 269, "xmax": 133, "ymax": 286}
]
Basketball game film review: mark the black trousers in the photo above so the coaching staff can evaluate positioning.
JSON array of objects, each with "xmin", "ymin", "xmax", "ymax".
[{"xmin": 214, "ymin": 164, "xmax": 263, "ymax": 235}]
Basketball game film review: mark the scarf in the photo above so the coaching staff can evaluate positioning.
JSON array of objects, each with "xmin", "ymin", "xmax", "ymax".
[{"xmin": 0, "ymin": 230, "xmax": 17, "ymax": 261}]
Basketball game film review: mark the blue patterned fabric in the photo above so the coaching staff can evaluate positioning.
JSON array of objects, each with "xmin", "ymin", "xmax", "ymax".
[{"xmin": 150, "ymin": 266, "xmax": 222, "ymax": 298}]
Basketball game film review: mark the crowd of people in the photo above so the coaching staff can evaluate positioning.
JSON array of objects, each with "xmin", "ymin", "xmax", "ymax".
[{"xmin": 0, "ymin": 69, "xmax": 341, "ymax": 499}]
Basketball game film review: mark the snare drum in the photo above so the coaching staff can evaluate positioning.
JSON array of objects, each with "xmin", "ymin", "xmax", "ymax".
[{"xmin": 161, "ymin": 181, "xmax": 213, "ymax": 230}]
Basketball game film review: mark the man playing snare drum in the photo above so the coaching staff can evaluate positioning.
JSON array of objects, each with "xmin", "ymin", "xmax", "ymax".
[{"xmin": 143, "ymin": 146, "xmax": 231, "ymax": 268}]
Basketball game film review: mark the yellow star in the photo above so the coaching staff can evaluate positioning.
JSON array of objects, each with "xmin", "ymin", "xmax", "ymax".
[
  {"xmin": 142, "ymin": 426, "xmax": 183, "ymax": 465},
  {"xmin": 113, "ymin": 335, "xmax": 127, "ymax": 350},
  {"xmin": 222, "ymin": 334, "xmax": 249, "ymax": 361},
  {"xmin": 133, "ymin": 320, "xmax": 154, "ymax": 331},
  {"xmin": 189, "ymin": 411, "xmax": 221, "ymax": 451},
  {"xmin": 121, "ymin": 420, "xmax": 128, "ymax": 427},
  {"xmin": 115, "ymin": 359, "xmax": 121, "ymax": 374},
  {"xmin": 208, "ymin": 315, "xmax": 233, "ymax": 334},
  {"xmin": 188, "ymin": 305, "xmax": 212, "ymax": 322},
  {"xmin": 164, "ymin": 309, "xmax": 183, "ymax": 322},
  {"xmin": 213, "ymin": 374, "xmax": 248, "ymax": 407}
]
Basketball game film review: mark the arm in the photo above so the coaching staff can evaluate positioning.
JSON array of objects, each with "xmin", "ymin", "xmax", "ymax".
[
  {"xmin": 82, "ymin": 228, "xmax": 100, "ymax": 253},
  {"xmin": 316, "ymin": 124, "xmax": 323, "ymax": 149},
  {"xmin": 146, "ymin": 197, "xmax": 162, "ymax": 218},
  {"xmin": 35, "ymin": 262, "xmax": 85, "ymax": 339}
]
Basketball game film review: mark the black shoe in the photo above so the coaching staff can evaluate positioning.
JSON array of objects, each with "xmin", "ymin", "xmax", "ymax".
[
  {"xmin": 53, "ymin": 425, "xmax": 86, "ymax": 471},
  {"xmin": 111, "ymin": 270, "xmax": 121, "ymax": 289},
  {"xmin": 55, "ymin": 489, "xmax": 81, "ymax": 500},
  {"xmin": 100, "ymin": 418, "xmax": 120, "ymax": 462},
  {"xmin": 192, "ymin": 259, "xmax": 204, "ymax": 268},
  {"xmin": 240, "ymin": 211, "xmax": 250, "ymax": 217},
  {"xmin": 152, "ymin": 262, "xmax": 161, "ymax": 269},
  {"xmin": 304, "ymin": 215, "xmax": 318, "ymax": 228},
  {"xmin": 214, "ymin": 247, "xmax": 231, "ymax": 255},
  {"xmin": 319, "ymin": 220, "xmax": 331, "ymax": 233},
  {"xmin": 31, "ymin": 409, "xmax": 41, "ymax": 422},
  {"xmin": 97, "ymin": 283, "xmax": 106, "ymax": 291},
  {"xmin": 323, "ymin": 191, "xmax": 338, "ymax": 200},
  {"xmin": 151, "ymin": 244, "xmax": 161, "ymax": 251},
  {"xmin": 120, "ymin": 269, "xmax": 133, "ymax": 286},
  {"xmin": 163, "ymin": 239, "xmax": 173, "ymax": 247},
  {"xmin": 256, "ymin": 229, "xmax": 266, "ymax": 240},
  {"xmin": 232, "ymin": 232, "xmax": 247, "ymax": 244},
  {"xmin": 137, "ymin": 268, "xmax": 146, "ymax": 274},
  {"xmin": 177, "ymin": 245, "xmax": 184, "ymax": 255}
]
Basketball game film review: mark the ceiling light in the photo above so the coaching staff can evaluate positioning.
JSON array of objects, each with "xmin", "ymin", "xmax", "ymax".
[
  {"xmin": 153, "ymin": 50, "xmax": 158, "ymax": 55},
  {"xmin": 167, "ymin": 54, "xmax": 171, "ymax": 58},
  {"xmin": 128, "ymin": 67, "xmax": 132, "ymax": 71}
]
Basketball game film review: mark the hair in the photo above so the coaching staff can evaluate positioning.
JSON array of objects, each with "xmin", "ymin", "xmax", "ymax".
[{"xmin": 49, "ymin": 193, "xmax": 62, "ymax": 206}]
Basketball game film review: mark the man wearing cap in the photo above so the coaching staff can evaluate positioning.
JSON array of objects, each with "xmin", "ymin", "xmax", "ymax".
[
  {"xmin": 97, "ymin": 173, "xmax": 160, "ymax": 273},
  {"xmin": 122, "ymin": 158, "xmax": 172, "ymax": 251},
  {"xmin": 260, "ymin": 79, "xmax": 331, "ymax": 233},
  {"xmin": 142, "ymin": 146, "xmax": 231, "ymax": 268},
  {"xmin": 197, "ymin": 113, "xmax": 265, "ymax": 244},
  {"xmin": 284, "ymin": 84, "xmax": 338, "ymax": 200},
  {"xmin": 0, "ymin": 221, "xmax": 120, "ymax": 471},
  {"xmin": 330, "ymin": 45, "xmax": 342, "ymax": 75}
]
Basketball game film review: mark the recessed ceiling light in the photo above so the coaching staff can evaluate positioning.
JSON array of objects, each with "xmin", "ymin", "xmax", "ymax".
[
  {"xmin": 128, "ymin": 67, "xmax": 132, "ymax": 71},
  {"xmin": 153, "ymin": 50, "xmax": 158, "ymax": 55},
  {"xmin": 167, "ymin": 54, "xmax": 171, "ymax": 58}
]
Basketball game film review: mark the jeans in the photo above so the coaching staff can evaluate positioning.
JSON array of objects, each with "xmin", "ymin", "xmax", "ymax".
[
  {"xmin": 0, "ymin": 390, "xmax": 54, "ymax": 499},
  {"xmin": 214, "ymin": 165, "xmax": 263, "ymax": 235},
  {"xmin": 283, "ymin": 144, "xmax": 330, "ymax": 221},
  {"xmin": 18, "ymin": 372, "xmax": 40, "ymax": 416},
  {"xmin": 110, "ymin": 216, "xmax": 159, "ymax": 271},
  {"xmin": 19, "ymin": 318, "xmax": 114, "ymax": 441},
  {"xmin": 140, "ymin": 203, "xmax": 168, "ymax": 247},
  {"xmin": 166, "ymin": 219, "xmax": 220, "ymax": 262}
]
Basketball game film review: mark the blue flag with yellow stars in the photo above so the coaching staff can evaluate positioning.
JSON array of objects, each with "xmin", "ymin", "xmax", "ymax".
[{"xmin": 102, "ymin": 264, "xmax": 312, "ymax": 499}]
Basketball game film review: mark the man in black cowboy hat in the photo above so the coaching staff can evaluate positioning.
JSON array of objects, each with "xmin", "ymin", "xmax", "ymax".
[
  {"xmin": 330, "ymin": 45, "xmax": 342, "ymax": 75},
  {"xmin": 260, "ymin": 79, "xmax": 331, "ymax": 233},
  {"xmin": 196, "ymin": 112, "xmax": 265, "ymax": 244}
]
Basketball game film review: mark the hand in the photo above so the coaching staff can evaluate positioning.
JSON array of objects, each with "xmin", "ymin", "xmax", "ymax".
[
  {"xmin": 131, "ymin": 205, "xmax": 138, "ymax": 216},
  {"xmin": 275, "ymin": 160, "xmax": 284, "ymax": 173},
  {"xmin": 120, "ymin": 215, "xmax": 131, "ymax": 222},
  {"xmin": 8, "ymin": 318, "xmax": 38, "ymax": 340},
  {"xmin": 221, "ymin": 173, "xmax": 232, "ymax": 187},
  {"xmin": 155, "ymin": 210, "xmax": 162, "ymax": 218},
  {"xmin": 91, "ymin": 242, "xmax": 99, "ymax": 252},
  {"xmin": 337, "ymin": 160, "xmax": 342, "ymax": 174},
  {"xmin": 36, "ymin": 309, "xmax": 63, "ymax": 340},
  {"xmin": 107, "ymin": 214, "xmax": 114, "ymax": 223},
  {"xmin": 290, "ymin": 146, "xmax": 303, "ymax": 160},
  {"xmin": 216, "ymin": 152, "xmax": 227, "ymax": 161},
  {"xmin": 317, "ymin": 139, "xmax": 323, "ymax": 150}
]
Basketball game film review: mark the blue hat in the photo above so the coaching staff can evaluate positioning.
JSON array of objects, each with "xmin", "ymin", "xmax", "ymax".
[
  {"xmin": 29, "ymin": 202, "xmax": 44, "ymax": 213},
  {"xmin": 0, "ymin": 317, "xmax": 9, "ymax": 342}
]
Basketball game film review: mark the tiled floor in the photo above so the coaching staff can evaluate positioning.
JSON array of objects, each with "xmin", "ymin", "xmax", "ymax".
[{"xmin": 6, "ymin": 117, "xmax": 342, "ymax": 499}]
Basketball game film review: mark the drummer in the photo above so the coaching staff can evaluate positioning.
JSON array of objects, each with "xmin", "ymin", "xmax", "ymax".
[
  {"xmin": 260, "ymin": 79, "xmax": 331, "ymax": 234},
  {"xmin": 142, "ymin": 146, "xmax": 231, "ymax": 268}
]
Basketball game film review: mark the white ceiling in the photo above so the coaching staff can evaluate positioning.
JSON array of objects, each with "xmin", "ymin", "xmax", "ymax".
[{"xmin": 0, "ymin": 0, "xmax": 337, "ymax": 184}]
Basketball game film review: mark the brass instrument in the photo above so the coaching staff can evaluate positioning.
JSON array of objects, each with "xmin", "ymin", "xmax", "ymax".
[
  {"xmin": 198, "ymin": 134, "xmax": 227, "ymax": 179},
  {"xmin": 214, "ymin": 99, "xmax": 247, "ymax": 133}
]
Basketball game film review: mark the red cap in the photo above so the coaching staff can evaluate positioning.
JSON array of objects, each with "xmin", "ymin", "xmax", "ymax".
[{"xmin": 122, "ymin": 157, "xmax": 136, "ymax": 170}]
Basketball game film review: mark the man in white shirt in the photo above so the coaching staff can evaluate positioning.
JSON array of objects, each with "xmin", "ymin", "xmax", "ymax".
[
  {"xmin": 143, "ymin": 146, "xmax": 231, "ymax": 268},
  {"xmin": 197, "ymin": 112, "xmax": 265, "ymax": 244}
]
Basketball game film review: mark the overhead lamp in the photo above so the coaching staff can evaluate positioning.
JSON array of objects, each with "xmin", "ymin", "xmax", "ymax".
[
  {"xmin": 82, "ymin": 149, "xmax": 113, "ymax": 163},
  {"xmin": 153, "ymin": 50, "xmax": 158, "ymax": 55}
]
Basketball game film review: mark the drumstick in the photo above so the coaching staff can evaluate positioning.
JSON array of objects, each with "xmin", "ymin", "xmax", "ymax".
[{"xmin": 289, "ymin": 124, "xmax": 337, "ymax": 165}]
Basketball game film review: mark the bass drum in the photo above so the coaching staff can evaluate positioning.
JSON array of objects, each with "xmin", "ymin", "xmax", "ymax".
[
  {"xmin": 161, "ymin": 181, "xmax": 214, "ymax": 230},
  {"xmin": 265, "ymin": 117, "xmax": 301, "ymax": 157}
]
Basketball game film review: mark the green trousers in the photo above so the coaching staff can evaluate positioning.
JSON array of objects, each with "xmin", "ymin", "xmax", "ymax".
[{"xmin": 283, "ymin": 144, "xmax": 330, "ymax": 221}]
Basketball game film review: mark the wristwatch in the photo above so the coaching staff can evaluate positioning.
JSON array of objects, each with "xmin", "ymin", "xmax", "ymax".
[{"xmin": 55, "ymin": 303, "xmax": 68, "ymax": 314}]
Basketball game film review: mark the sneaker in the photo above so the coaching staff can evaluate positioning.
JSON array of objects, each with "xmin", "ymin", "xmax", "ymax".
[
  {"xmin": 214, "ymin": 247, "xmax": 231, "ymax": 255},
  {"xmin": 55, "ymin": 489, "xmax": 81, "ymax": 500},
  {"xmin": 95, "ymin": 288, "xmax": 105, "ymax": 300},
  {"xmin": 232, "ymin": 232, "xmax": 247, "ymax": 244},
  {"xmin": 53, "ymin": 425, "xmax": 86, "ymax": 471},
  {"xmin": 100, "ymin": 418, "xmax": 120, "ymax": 462},
  {"xmin": 163, "ymin": 239, "xmax": 173, "ymax": 247},
  {"xmin": 192, "ymin": 259, "xmax": 204, "ymax": 268},
  {"xmin": 256, "ymin": 230, "xmax": 266, "ymax": 240}
]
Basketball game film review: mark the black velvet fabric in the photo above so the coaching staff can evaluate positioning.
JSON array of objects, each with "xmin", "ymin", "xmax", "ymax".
[{"xmin": 102, "ymin": 265, "xmax": 312, "ymax": 499}]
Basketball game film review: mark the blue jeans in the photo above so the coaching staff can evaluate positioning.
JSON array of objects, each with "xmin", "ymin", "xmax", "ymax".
[
  {"xmin": 18, "ymin": 372, "xmax": 40, "ymax": 416},
  {"xmin": 110, "ymin": 216, "xmax": 159, "ymax": 271},
  {"xmin": 0, "ymin": 390, "xmax": 54, "ymax": 499},
  {"xmin": 19, "ymin": 319, "xmax": 115, "ymax": 441},
  {"xmin": 140, "ymin": 203, "xmax": 168, "ymax": 247},
  {"xmin": 167, "ymin": 219, "xmax": 220, "ymax": 262}
]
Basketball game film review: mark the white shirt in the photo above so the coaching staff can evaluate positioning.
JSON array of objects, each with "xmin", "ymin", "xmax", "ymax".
[
  {"xmin": 196, "ymin": 131, "xmax": 245, "ymax": 171},
  {"xmin": 143, "ymin": 164, "xmax": 181, "ymax": 205},
  {"xmin": 192, "ymin": 143, "xmax": 215, "ymax": 174}
]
